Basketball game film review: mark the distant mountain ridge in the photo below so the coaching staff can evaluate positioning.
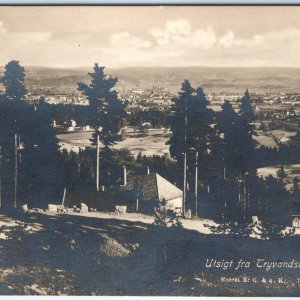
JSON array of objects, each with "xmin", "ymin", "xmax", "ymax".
[{"xmin": 1, "ymin": 66, "xmax": 300, "ymax": 94}]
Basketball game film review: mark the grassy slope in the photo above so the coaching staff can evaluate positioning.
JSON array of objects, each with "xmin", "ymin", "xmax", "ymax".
[{"xmin": 0, "ymin": 212, "xmax": 299, "ymax": 296}]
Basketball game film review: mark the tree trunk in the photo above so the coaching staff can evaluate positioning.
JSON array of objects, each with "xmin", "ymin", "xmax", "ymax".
[
  {"xmin": 14, "ymin": 133, "xmax": 18, "ymax": 208},
  {"xmin": 96, "ymin": 135, "xmax": 100, "ymax": 192},
  {"xmin": 195, "ymin": 151, "xmax": 198, "ymax": 218}
]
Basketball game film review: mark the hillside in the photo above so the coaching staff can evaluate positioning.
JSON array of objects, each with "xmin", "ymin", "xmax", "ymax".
[
  {"xmin": 1, "ymin": 66, "xmax": 300, "ymax": 94},
  {"xmin": 0, "ymin": 211, "xmax": 299, "ymax": 296}
]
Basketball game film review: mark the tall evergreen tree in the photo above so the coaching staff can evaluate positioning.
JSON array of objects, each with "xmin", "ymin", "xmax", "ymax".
[
  {"xmin": 77, "ymin": 63, "xmax": 126, "ymax": 190},
  {"xmin": 258, "ymin": 175, "xmax": 291, "ymax": 237},
  {"xmin": 291, "ymin": 129, "xmax": 300, "ymax": 160},
  {"xmin": 212, "ymin": 98, "xmax": 258, "ymax": 222},
  {"xmin": 1, "ymin": 60, "xmax": 27, "ymax": 101},
  {"xmin": 211, "ymin": 101, "xmax": 240, "ymax": 220},
  {"xmin": 168, "ymin": 80, "xmax": 214, "ymax": 214},
  {"xmin": 215, "ymin": 100, "xmax": 239, "ymax": 179},
  {"xmin": 0, "ymin": 60, "xmax": 28, "ymax": 207},
  {"xmin": 17, "ymin": 103, "xmax": 62, "ymax": 208},
  {"xmin": 277, "ymin": 165, "xmax": 287, "ymax": 184},
  {"xmin": 0, "ymin": 61, "xmax": 62, "ymax": 208},
  {"xmin": 292, "ymin": 176, "xmax": 300, "ymax": 208},
  {"xmin": 239, "ymin": 89, "xmax": 255, "ymax": 121}
]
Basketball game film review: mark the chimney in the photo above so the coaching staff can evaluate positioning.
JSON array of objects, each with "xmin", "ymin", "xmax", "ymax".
[
  {"xmin": 123, "ymin": 165, "xmax": 127, "ymax": 186},
  {"xmin": 146, "ymin": 166, "xmax": 150, "ymax": 175}
]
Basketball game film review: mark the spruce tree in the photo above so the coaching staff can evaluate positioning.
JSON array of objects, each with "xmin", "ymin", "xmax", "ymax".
[
  {"xmin": 78, "ymin": 63, "xmax": 125, "ymax": 146},
  {"xmin": 212, "ymin": 97, "xmax": 258, "ymax": 222},
  {"xmin": 77, "ymin": 63, "xmax": 126, "ymax": 190},
  {"xmin": 292, "ymin": 177, "xmax": 300, "ymax": 209},
  {"xmin": 213, "ymin": 101, "xmax": 240, "ymax": 220},
  {"xmin": 1, "ymin": 60, "xmax": 27, "ymax": 101},
  {"xmin": 215, "ymin": 100, "xmax": 239, "ymax": 178},
  {"xmin": 277, "ymin": 165, "xmax": 287, "ymax": 184},
  {"xmin": 168, "ymin": 80, "xmax": 214, "ymax": 214},
  {"xmin": 258, "ymin": 175, "xmax": 291, "ymax": 238},
  {"xmin": 0, "ymin": 61, "xmax": 61, "ymax": 208},
  {"xmin": 239, "ymin": 89, "xmax": 255, "ymax": 121}
]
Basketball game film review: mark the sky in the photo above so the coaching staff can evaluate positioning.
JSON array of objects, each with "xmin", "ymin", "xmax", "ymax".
[{"xmin": 1, "ymin": 6, "xmax": 300, "ymax": 68}]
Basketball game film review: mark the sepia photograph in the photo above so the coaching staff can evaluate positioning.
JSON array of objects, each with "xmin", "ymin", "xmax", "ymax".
[{"xmin": 0, "ymin": 4, "xmax": 300, "ymax": 296}]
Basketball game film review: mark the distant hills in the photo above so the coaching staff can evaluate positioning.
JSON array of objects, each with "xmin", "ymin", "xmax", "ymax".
[{"xmin": 1, "ymin": 66, "xmax": 300, "ymax": 94}]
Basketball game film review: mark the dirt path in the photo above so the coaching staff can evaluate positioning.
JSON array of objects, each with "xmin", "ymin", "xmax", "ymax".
[
  {"xmin": 0, "ymin": 211, "xmax": 220, "ymax": 239},
  {"xmin": 54, "ymin": 211, "xmax": 219, "ymax": 235}
]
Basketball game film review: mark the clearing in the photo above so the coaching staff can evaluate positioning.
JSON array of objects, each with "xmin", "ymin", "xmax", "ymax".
[
  {"xmin": 257, "ymin": 163, "xmax": 300, "ymax": 190},
  {"xmin": 57, "ymin": 127, "xmax": 170, "ymax": 157}
]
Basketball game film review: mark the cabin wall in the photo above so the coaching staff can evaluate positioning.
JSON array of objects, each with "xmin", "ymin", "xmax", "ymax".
[{"xmin": 166, "ymin": 197, "xmax": 182, "ymax": 213}]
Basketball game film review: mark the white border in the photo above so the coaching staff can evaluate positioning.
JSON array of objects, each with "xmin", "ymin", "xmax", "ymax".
[
  {"xmin": 0, "ymin": 0, "xmax": 300, "ymax": 4},
  {"xmin": 0, "ymin": 2, "xmax": 299, "ymax": 300}
]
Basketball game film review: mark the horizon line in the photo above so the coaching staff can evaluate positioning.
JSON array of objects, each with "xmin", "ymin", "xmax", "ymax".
[{"xmin": 3, "ymin": 64, "xmax": 300, "ymax": 70}]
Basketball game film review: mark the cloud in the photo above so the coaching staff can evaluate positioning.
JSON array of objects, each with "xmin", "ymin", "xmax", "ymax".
[
  {"xmin": 150, "ymin": 20, "xmax": 216, "ymax": 49},
  {"xmin": 0, "ymin": 20, "xmax": 7, "ymax": 34},
  {"xmin": 14, "ymin": 32, "xmax": 53, "ymax": 43},
  {"xmin": 109, "ymin": 31, "xmax": 151, "ymax": 49},
  {"xmin": 218, "ymin": 31, "xmax": 235, "ymax": 48},
  {"xmin": 0, "ymin": 19, "xmax": 52, "ymax": 43},
  {"xmin": 150, "ymin": 19, "xmax": 191, "ymax": 46},
  {"xmin": 2, "ymin": 16, "xmax": 300, "ymax": 68}
]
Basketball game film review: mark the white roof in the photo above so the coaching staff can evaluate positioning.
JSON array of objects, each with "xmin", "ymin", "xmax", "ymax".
[{"xmin": 156, "ymin": 173, "xmax": 183, "ymax": 201}]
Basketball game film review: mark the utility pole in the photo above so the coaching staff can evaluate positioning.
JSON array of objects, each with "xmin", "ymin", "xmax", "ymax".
[
  {"xmin": 243, "ymin": 172, "xmax": 249, "ymax": 219},
  {"xmin": 0, "ymin": 147, "xmax": 2, "ymax": 209},
  {"xmin": 244, "ymin": 174, "xmax": 247, "ymax": 215},
  {"xmin": 14, "ymin": 133, "xmax": 18, "ymax": 208},
  {"xmin": 183, "ymin": 106, "xmax": 187, "ymax": 217},
  {"xmin": 195, "ymin": 150, "xmax": 198, "ymax": 218},
  {"xmin": 61, "ymin": 187, "xmax": 67, "ymax": 206},
  {"xmin": 136, "ymin": 187, "xmax": 139, "ymax": 212},
  {"xmin": 96, "ymin": 134, "xmax": 100, "ymax": 192}
]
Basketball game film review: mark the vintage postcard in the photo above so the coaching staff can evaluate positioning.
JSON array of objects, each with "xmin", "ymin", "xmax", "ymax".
[{"xmin": 0, "ymin": 4, "xmax": 299, "ymax": 296}]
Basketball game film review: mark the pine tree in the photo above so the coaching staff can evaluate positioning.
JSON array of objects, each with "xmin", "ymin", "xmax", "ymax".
[
  {"xmin": 77, "ymin": 63, "xmax": 126, "ymax": 190},
  {"xmin": 215, "ymin": 100, "xmax": 239, "ymax": 179},
  {"xmin": 153, "ymin": 198, "xmax": 182, "ymax": 228},
  {"xmin": 0, "ymin": 61, "xmax": 62, "ymax": 208},
  {"xmin": 1, "ymin": 60, "xmax": 27, "ymax": 101},
  {"xmin": 292, "ymin": 176, "xmax": 300, "ymax": 208},
  {"xmin": 277, "ymin": 165, "xmax": 287, "ymax": 184},
  {"xmin": 212, "ymin": 101, "xmax": 240, "ymax": 220},
  {"xmin": 168, "ymin": 81, "xmax": 214, "ymax": 214},
  {"xmin": 212, "ymin": 98, "xmax": 258, "ymax": 222},
  {"xmin": 239, "ymin": 89, "xmax": 255, "ymax": 121},
  {"xmin": 153, "ymin": 198, "xmax": 168, "ymax": 227},
  {"xmin": 0, "ymin": 60, "xmax": 28, "ymax": 207},
  {"xmin": 291, "ymin": 129, "xmax": 300, "ymax": 160},
  {"xmin": 258, "ymin": 175, "xmax": 291, "ymax": 238},
  {"xmin": 78, "ymin": 63, "xmax": 125, "ymax": 147}
]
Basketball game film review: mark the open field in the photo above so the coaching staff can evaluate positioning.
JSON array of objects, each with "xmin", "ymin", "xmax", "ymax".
[
  {"xmin": 253, "ymin": 133, "xmax": 277, "ymax": 148},
  {"xmin": 271, "ymin": 130, "xmax": 297, "ymax": 144},
  {"xmin": 57, "ymin": 131, "xmax": 93, "ymax": 152},
  {"xmin": 57, "ymin": 126, "xmax": 298, "ymax": 156},
  {"xmin": 253, "ymin": 129, "xmax": 297, "ymax": 149},
  {"xmin": 114, "ymin": 128, "xmax": 170, "ymax": 157},
  {"xmin": 57, "ymin": 127, "xmax": 170, "ymax": 157},
  {"xmin": 257, "ymin": 164, "xmax": 300, "ymax": 190}
]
